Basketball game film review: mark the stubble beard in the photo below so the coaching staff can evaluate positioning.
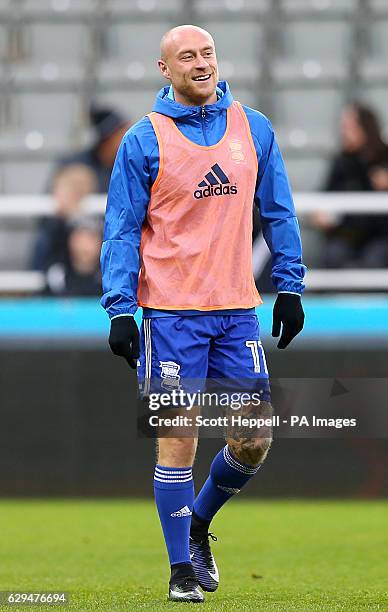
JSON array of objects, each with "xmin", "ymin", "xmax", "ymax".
[{"xmin": 174, "ymin": 72, "xmax": 218, "ymax": 107}]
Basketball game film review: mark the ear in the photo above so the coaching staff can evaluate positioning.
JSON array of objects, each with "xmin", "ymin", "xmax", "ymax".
[{"xmin": 158, "ymin": 59, "xmax": 171, "ymax": 81}]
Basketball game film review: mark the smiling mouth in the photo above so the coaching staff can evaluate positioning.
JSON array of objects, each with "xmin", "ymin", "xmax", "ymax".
[{"xmin": 192, "ymin": 74, "xmax": 211, "ymax": 81}]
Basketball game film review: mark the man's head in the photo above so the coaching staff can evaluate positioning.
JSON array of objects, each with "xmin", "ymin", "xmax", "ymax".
[
  {"xmin": 158, "ymin": 25, "xmax": 218, "ymax": 107},
  {"xmin": 90, "ymin": 105, "xmax": 131, "ymax": 168},
  {"xmin": 52, "ymin": 164, "xmax": 97, "ymax": 218}
]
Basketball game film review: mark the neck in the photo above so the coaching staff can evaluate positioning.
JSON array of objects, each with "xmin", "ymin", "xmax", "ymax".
[{"xmin": 173, "ymin": 89, "xmax": 218, "ymax": 107}]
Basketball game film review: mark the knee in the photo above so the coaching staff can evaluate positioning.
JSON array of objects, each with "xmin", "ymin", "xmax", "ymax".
[
  {"xmin": 157, "ymin": 437, "xmax": 197, "ymax": 467},
  {"xmin": 226, "ymin": 400, "xmax": 273, "ymax": 467},
  {"xmin": 226, "ymin": 436, "xmax": 272, "ymax": 467}
]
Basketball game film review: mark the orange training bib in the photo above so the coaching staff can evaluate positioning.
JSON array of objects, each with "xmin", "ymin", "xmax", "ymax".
[{"xmin": 137, "ymin": 101, "xmax": 262, "ymax": 310}]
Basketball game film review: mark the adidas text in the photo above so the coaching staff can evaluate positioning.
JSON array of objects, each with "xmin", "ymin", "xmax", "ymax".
[{"xmin": 194, "ymin": 184, "xmax": 238, "ymax": 199}]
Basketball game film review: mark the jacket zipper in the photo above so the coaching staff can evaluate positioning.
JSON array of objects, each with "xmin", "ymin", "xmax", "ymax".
[{"xmin": 201, "ymin": 106, "xmax": 209, "ymax": 146}]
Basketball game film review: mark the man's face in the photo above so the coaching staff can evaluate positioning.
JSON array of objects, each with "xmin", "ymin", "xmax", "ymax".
[
  {"xmin": 69, "ymin": 228, "xmax": 101, "ymax": 273},
  {"xmin": 158, "ymin": 28, "xmax": 219, "ymax": 106},
  {"xmin": 98, "ymin": 123, "xmax": 131, "ymax": 168},
  {"xmin": 340, "ymin": 107, "xmax": 367, "ymax": 153}
]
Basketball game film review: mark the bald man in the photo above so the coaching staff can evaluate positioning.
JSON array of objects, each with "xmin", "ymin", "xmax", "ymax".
[{"xmin": 101, "ymin": 25, "xmax": 305, "ymax": 602}]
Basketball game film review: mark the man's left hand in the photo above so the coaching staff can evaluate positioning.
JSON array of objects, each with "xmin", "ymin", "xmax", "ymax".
[{"xmin": 272, "ymin": 293, "xmax": 305, "ymax": 349}]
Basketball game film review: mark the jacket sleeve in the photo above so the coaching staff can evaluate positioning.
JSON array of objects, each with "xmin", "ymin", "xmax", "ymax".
[
  {"xmin": 254, "ymin": 116, "xmax": 306, "ymax": 294},
  {"xmin": 100, "ymin": 130, "xmax": 151, "ymax": 318}
]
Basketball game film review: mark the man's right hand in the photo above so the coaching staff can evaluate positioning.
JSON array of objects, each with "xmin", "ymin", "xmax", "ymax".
[{"xmin": 109, "ymin": 316, "xmax": 140, "ymax": 369}]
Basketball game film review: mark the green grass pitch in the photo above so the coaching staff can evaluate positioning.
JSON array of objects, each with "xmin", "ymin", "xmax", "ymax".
[{"xmin": 0, "ymin": 499, "xmax": 387, "ymax": 611}]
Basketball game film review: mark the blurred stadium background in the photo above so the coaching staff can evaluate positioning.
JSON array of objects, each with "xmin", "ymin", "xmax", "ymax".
[{"xmin": 0, "ymin": 0, "xmax": 387, "ymax": 500}]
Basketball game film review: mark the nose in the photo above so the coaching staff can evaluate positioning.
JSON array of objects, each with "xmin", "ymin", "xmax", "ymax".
[{"xmin": 195, "ymin": 54, "xmax": 209, "ymax": 70}]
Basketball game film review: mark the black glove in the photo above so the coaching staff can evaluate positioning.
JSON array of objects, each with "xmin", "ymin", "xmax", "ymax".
[
  {"xmin": 109, "ymin": 316, "xmax": 140, "ymax": 369},
  {"xmin": 272, "ymin": 293, "xmax": 305, "ymax": 349}
]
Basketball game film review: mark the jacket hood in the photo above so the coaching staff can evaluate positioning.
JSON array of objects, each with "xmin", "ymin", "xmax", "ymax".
[{"xmin": 152, "ymin": 80, "xmax": 233, "ymax": 119}]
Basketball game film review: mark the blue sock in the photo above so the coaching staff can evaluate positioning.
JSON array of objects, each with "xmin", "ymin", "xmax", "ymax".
[
  {"xmin": 193, "ymin": 445, "xmax": 260, "ymax": 523},
  {"xmin": 154, "ymin": 465, "xmax": 194, "ymax": 566}
]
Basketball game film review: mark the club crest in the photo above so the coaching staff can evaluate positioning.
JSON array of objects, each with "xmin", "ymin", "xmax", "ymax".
[{"xmin": 160, "ymin": 360, "xmax": 181, "ymax": 390}]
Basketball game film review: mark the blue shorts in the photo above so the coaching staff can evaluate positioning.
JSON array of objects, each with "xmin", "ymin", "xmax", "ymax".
[{"xmin": 137, "ymin": 313, "xmax": 271, "ymax": 401}]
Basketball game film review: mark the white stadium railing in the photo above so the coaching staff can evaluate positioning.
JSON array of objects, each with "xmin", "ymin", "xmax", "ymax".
[
  {"xmin": 306, "ymin": 269, "xmax": 388, "ymax": 290},
  {"xmin": 0, "ymin": 271, "xmax": 46, "ymax": 293},
  {"xmin": 1, "ymin": 192, "xmax": 388, "ymax": 217},
  {"xmin": 1, "ymin": 193, "xmax": 388, "ymax": 293},
  {"xmin": 0, "ymin": 195, "xmax": 107, "ymax": 217},
  {"xmin": 254, "ymin": 193, "xmax": 388, "ymax": 290}
]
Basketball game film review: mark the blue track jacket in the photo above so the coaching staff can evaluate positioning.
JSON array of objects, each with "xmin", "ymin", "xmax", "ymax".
[{"xmin": 100, "ymin": 81, "xmax": 306, "ymax": 319}]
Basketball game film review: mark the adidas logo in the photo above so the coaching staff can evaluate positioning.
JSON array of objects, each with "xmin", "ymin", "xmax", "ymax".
[
  {"xmin": 194, "ymin": 163, "xmax": 237, "ymax": 200},
  {"xmin": 170, "ymin": 505, "xmax": 192, "ymax": 518}
]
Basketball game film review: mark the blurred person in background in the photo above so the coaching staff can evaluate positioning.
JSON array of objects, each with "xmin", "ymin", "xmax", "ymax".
[
  {"xmin": 314, "ymin": 102, "xmax": 388, "ymax": 268},
  {"xmin": 45, "ymin": 217, "xmax": 102, "ymax": 297},
  {"xmin": 31, "ymin": 164, "xmax": 98, "ymax": 271},
  {"xmin": 56, "ymin": 105, "xmax": 131, "ymax": 193}
]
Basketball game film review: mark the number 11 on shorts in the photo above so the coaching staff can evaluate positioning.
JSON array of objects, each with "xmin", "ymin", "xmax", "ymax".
[{"xmin": 246, "ymin": 340, "xmax": 268, "ymax": 374}]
